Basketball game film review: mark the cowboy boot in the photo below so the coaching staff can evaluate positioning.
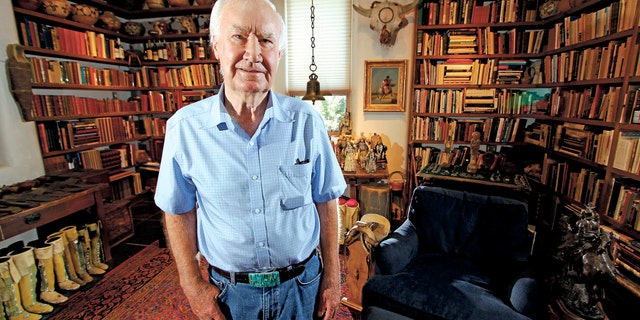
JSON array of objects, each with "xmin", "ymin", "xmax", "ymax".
[
  {"xmin": 32, "ymin": 243, "xmax": 68, "ymax": 304},
  {"xmin": 87, "ymin": 222, "xmax": 109, "ymax": 270},
  {"xmin": 0, "ymin": 256, "xmax": 41, "ymax": 320},
  {"xmin": 47, "ymin": 231, "xmax": 86, "ymax": 286},
  {"xmin": 77, "ymin": 226, "xmax": 104, "ymax": 275},
  {"xmin": 60, "ymin": 226, "xmax": 93, "ymax": 284},
  {"xmin": 44, "ymin": 236, "xmax": 80, "ymax": 291},
  {"xmin": 9, "ymin": 247, "xmax": 53, "ymax": 314}
]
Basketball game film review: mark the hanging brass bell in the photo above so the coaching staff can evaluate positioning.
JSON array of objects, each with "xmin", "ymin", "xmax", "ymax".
[{"xmin": 302, "ymin": 73, "xmax": 325, "ymax": 104}]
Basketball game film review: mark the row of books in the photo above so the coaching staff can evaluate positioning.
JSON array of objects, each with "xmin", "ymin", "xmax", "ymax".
[
  {"xmin": 41, "ymin": 142, "xmax": 140, "ymax": 175},
  {"xmin": 412, "ymin": 88, "xmax": 551, "ymax": 115},
  {"xmin": 135, "ymin": 64, "xmax": 221, "ymax": 88},
  {"xmin": 613, "ymin": 132, "xmax": 640, "ymax": 175},
  {"xmin": 620, "ymin": 86, "xmax": 640, "ymax": 125},
  {"xmin": 36, "ymin": 118, "xmax": 151, "ymax": 153},
  {"xmin": 547, "ymin": 85, "xmax": 620, "ymax": 122},
  {"xmin": 540, "ymin": 154, "xmax": 605, "ymax": 206},
  {"xmin": 543, "ymin": 39, "xmax": 635, "ymax": 84},
  {"xmin": 31, "ymin": 94, "xmax": 141, "ymax": 118},
  {"xmin": 411, "ymin": 116, "xmax": 525, "ymax": 143},
  {"xmin": 29, "ymin": 57, "xmax": 134, "ymax": 87},
  {"xmin": 552, "ymin": 123, "xmax": 614, "ymax": 165},
  {"xmin": 28, "ymin": 57, "xmax": 222, "ymax": 90},
  {"xmin": 416, "ymin": 58, "xmax": 532, "ymax": 85},
  {"xmin": 547, "ymin": 0, "xmax": 638, "ymax": 51},
  {"xmin": 109, "ymin": 171, "xmax": 143, "ymax": 201},
  {"xmin": 417, "ymin": 0, "xmax": 533, "ymax": 25},
  {"xmin": 416, "ymin": 28, "xmax": 544, "ymax": 56},
  {"xmin": 602, "ymin": 225, "xmax": 640, "ymax": 296},
  {"xmin": 606, "ymin": 182, "xmax": 640, "ymax": 228}
]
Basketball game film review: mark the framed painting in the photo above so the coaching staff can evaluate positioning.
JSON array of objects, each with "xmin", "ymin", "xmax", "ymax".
[{"xmin": 364, "ymin": 60, "xmax": 407, "ymax": 112}]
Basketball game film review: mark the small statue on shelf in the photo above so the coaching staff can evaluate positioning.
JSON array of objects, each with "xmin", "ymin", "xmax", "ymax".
[
  {"xmin": 553, "ymin": 205, "xmax": 616, "ymax": 320},
  {"xmin": 339, "ymin": 111, "xmax": 352, "ymax": 136},
  {"xmin": 373, "ymin": 140, "xmax": 387, "ymax": 169},
  {"xmin": 365, "ymin": 151, "xmax": 377, "ymax": 173},
  {"xmin": 356, "ymin": 132, "xmax": 369, "ymax": 169},
  {"xmin": 466, "ymin": 131, "xmax": 481, "ymax": 174},
  {"xmin": 343, "ymin": 140, "xmax": 357, "ymax": 172}
]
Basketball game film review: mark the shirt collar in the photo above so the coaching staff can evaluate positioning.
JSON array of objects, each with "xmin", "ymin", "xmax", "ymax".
[{"xmin": 208, "ymin": 84, "xmax": 293, "ymax": 131}]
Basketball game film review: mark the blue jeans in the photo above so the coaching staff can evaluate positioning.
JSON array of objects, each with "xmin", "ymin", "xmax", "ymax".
[{"xmin": 209, "ymin": 254, "xmax": 323, "ymax": 319}]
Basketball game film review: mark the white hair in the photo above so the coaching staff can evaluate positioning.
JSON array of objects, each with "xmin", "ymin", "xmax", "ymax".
[{"xmin": 209, "ymin": 0, "xmax": 287, "ymax": 53}]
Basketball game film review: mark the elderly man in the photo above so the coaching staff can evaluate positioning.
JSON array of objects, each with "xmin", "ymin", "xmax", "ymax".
[{"xmin": 154, "ymin": 0, "xmax": 347, "ymax": 319}]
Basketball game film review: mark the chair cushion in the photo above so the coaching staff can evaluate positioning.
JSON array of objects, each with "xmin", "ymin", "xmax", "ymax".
[
  {"xmin": 363, "ymin": 254, "xmax": 531, "ymax": 320},
  {"xmin": 409, "ymin": 186, "xmax": 529, "ymax": 260}
]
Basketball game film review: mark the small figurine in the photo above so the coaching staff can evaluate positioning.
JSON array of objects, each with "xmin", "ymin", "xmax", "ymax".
[
  {"xmin": 356, "ymin": 132, "xmax": 369, "ymax": 169},
  {"xmin": 365, "ymin": 151, "xmax": 377, "ymax": 173},
  {"xmin": 467, "ymin": 131, "xmax": 481, "ymax": 174},
  {"xmin": 343, "ymin": 141, "xmax": 357, "ymax": 172}
]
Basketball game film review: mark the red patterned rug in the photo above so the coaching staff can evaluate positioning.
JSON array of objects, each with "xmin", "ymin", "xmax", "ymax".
[{"xmin": 47, "ymin": 242, "xmax": 360, "ymax": 319}]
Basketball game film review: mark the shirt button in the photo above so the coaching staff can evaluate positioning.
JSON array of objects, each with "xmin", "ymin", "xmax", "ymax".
[
  {"xmin": 252, "ymin": 175, "xmax": 258, "ymax": 180},
  {"xmin": 255, "ymin": 208, "xmax": 261, "ymax": 214},
  {"xmin": 249, "ymin": 141, "xmax": 254, "ymax": 146},
  {"xmin": 258, "ymin": 242, "xmax": 265, "ymax": 247}
]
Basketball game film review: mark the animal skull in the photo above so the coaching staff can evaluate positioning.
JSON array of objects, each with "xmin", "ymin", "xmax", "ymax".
[{"xmin": 353, "ymin": 0, "xmax": 419, "ymax": 47}]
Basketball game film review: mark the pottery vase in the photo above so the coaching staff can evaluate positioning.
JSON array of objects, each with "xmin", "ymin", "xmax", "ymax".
[
  {"xmin": 167, "ymin": 0, "xmax": 190, "ymax": 7},
  {"xmin": 6, "ymin": 44, "xmax": 34, "ymax": 121},
  {"xmin": 122, "ymin": 21, "xmax": 146, "ymax": 36},
  {"xmin": 99, "ymin": 11, "xmax": 121, "ymax": 31},
  {"xmin": 70, "ymin": 4, "xmax": 99, "ymax": 25},
  {"xmin": 146, "ymin": 0, "xmax": 165, "ymax": 9},
  {"xmin": 14, "ymin": 0, "xmax": 41, "ymax": 11},
  {"xmin": 41, "ymin": 0, "xmax": 71, "ymax": 18}
]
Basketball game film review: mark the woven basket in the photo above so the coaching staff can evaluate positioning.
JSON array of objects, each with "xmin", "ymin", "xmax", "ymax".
[{"xmin": 388, "ymin": 171, "xmax": 405, "ymax": 192}]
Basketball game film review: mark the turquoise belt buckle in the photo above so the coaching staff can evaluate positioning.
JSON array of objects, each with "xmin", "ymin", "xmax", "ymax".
[{"xmin": 248, "ymin": 271, "xmax": 280, "ymax": 288}]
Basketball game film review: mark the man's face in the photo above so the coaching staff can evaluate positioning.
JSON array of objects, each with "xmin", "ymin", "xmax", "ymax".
[{"xmin": 213, "ymin": 1, "xmax": 282, "ymax": 96}]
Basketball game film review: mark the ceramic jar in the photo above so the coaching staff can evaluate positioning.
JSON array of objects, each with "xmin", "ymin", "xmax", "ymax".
[
  {"xmin": 167, "ymin": 0, "xmax": 190, "ymax": 7},
  {"xmin": 146, "ymin": 0, "xmax": 165, "ymax": 9},
  {"xmin": 70, "ymin": 4, "xmax": 99, "ymax": 25},
  {"xmin": 99, "ymin": 11, "xmax": 121, "ymax": 31},
  {"xmin": 122, "ymin": 21, "xmax": 146, "ymax": 36},
  {"xmin": 41, "ymin": 0, "xmax": 71, "ymax": 18},
  {"xmin": 14, "ymin": 0, "xmax": 41, "ymax": 11}
]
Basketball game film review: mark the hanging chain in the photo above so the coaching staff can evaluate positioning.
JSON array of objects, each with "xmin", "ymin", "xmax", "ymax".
[{"xmin": 309, "ymin": 0, "xmax": 317, "ymax": 74}]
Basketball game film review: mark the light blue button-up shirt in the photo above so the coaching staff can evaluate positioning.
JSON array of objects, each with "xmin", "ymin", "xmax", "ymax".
[{"xmin": 154, "ymin": 85, "xmax": 347, "ymax": 272}]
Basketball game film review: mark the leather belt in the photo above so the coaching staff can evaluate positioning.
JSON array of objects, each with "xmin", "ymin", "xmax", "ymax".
[{"xmin": 209, "ymin": 250, "xmax": 316, "ymax": 288}]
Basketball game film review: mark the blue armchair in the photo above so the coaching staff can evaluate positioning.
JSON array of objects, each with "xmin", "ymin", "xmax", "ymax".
[{"xmin": 361, "ymin": 186, "xmax": 542, "ymax": 320}]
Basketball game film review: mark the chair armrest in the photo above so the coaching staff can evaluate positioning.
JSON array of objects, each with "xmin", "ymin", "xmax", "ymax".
[
  {"xmin": 374, "ymin": 219, "xmax": 419, "ymax": 275},
  {"xmin": 508, "ymin": 266, "xmax": 543, "ymax": 319}
]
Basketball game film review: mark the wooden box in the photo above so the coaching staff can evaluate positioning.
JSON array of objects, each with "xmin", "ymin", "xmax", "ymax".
[{"xmin": 102, "ymin": 201, "xmax": 134, "ymax": 246}]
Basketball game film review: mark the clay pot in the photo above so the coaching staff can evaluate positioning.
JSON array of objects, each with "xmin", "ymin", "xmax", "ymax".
[
  {"xmin": 99, "ymin": 11, "xmax": 122, "ymax": 31},
  {"xmin": 41, "ymin": 0, "xmax": 71, "ymax": 18},
  {"xmin": 146, "ymin": 0, "xmax": 165, "ymax": 9},
  {"xmin": 167, "ymin": 0, "xmax": 190, "ymax": 7},
  {"xmin": 121, "ymin": 21, "xmax": 146, "ymax": 36},
  {"xmin": 70, "ymin": 4, "xmax": 99, "ymax": 25},
  {"xmin": 14, "ymin": 0, "xmax": 41, "ymax": 11}
]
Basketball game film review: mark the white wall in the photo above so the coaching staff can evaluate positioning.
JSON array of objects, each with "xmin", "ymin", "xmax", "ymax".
[
  {"xmin": 0, "ymin": 0, "xmax": 50, "ymax": 247},
  {"xmin": 349, "ymin": 1, "xmax": 414, "ymax": 173}
]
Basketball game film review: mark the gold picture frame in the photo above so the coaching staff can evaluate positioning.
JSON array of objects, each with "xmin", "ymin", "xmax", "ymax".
[{"xmin": 364, "ymin": 60, "xmax": 407, "ymax": 112}]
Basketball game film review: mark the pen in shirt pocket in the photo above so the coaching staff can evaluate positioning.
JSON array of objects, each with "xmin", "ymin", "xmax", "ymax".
[{"xmin": 295, "ymin": 158, "xmax": 309, "ymax": 165}]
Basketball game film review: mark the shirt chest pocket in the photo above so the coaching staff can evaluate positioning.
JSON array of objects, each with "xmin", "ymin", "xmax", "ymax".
[{"xmin": 278, "ymin": 164, "xmax": 312, "ymax": 210}]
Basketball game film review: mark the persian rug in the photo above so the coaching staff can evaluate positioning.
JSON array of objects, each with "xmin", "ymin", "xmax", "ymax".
[{"xmin": 47, "ymin": 242, "xmax": 360, "ymax": 319}]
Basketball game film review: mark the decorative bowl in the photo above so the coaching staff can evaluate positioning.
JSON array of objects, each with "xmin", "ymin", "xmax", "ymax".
[
  {"xmin": 122, "ymin": 21, "xmax": 146, "ymax": 36},
  {"xmin": 167, "ymin": 0, "xmax": 190, "ymax": 7},
  {"xmin": 146, "ymin": 0, "xmax": 165, "ymax": 9},
  {"xmin": 70, "ymin": 4, "xmax": 100, "ymax": 25},
  {"xmin": 99, "ymin": 11, "xmax": 122, "ymax": 31},
  {"xmin": 14, "ymin": 0, "xmax": 42, "ymax": 11},
  {"xmin": 41, "ymin": 0, "xmax": 71, "ymax": 18}
]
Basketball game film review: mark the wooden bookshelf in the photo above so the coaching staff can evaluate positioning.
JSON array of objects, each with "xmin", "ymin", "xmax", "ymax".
[{"xmin": 409, "ymin": 0, "xmax": 640, "ymax": 304}]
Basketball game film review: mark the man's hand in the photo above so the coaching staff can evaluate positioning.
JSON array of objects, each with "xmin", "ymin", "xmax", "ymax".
[
  {"xmin": 316, "ymin": 273, "xmax": 341, "ymax": 319},
  {"xmin": 182, "ymin": 278, "xmax": 227, "ymax": 320}
]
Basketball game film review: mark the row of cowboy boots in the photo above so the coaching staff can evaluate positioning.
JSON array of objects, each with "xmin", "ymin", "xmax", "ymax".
[{"xmin": 0, "ymin": 222, "xmax": 108, "ymax": 320}]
